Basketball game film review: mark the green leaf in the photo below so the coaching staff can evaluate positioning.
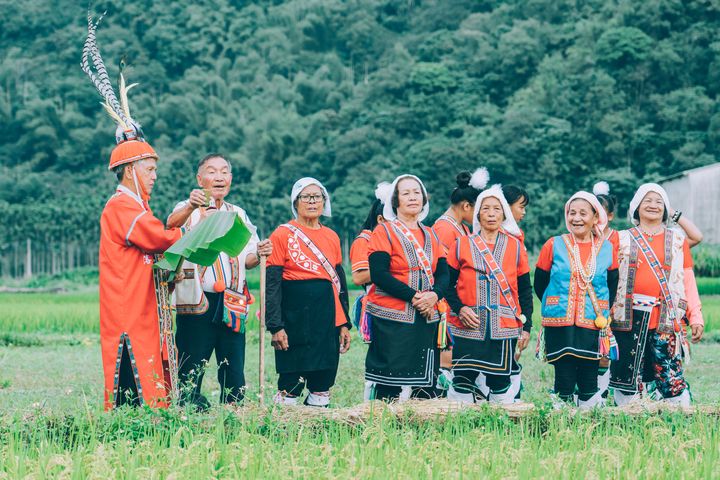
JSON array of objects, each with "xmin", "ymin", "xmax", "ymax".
[{"xmin": 154, "ymin": 211, "xmax": 252, "ymax": 272}]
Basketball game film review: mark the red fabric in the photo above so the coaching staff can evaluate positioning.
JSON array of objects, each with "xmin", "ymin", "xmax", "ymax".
[
  {"xmin": 632, "ymin": 232, "xmax": 692, "ymax": 329},
  {"xmin": 447, "ymin": 234, "xmax": 529, "ymax": 328},
  {"xmin": 99, "ymin": 191, "xmax": 181, "ymax": 410},
  {"xmin": 268, "ymin": 220, "xmax": 345, "ymax": 326},
  {"xmin": 349, "ymin": 230, "xmax": 372, "ymax": 273},
  {"xmin": 432, "ymin": 217, "xmax": 469, "ymax": 252},
  {"xmin": 366, "ymin": 222, "xmax": 445, "ymax": 311}
]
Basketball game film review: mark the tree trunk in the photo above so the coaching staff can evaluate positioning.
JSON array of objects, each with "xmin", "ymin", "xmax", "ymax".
[{"xmin": 24, "ymin": 238, "xmax": 32, "ymax": 279}]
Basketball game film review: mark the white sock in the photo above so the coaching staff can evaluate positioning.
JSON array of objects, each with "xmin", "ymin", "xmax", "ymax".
[
  {"xmin": 306, "ymin": 391, "xmax": 330, "ymax": 407},
  {"xmin": 273, "ymin": 391, "xmax": 299, "ymax": 405},
  {"xmin": 577, "ymin": 391, "xmax": 604, "ymax": 410},
  {"xmin": 363, "ymin": 381, "xmax": 375, "ymax": 401},
  {"xmin": 613, "ymin": 389, "xmax": 641, "ymax": 407},
  {"xmin": 447, "ymin": 385, "xmax": 475, "ymax": 404},
  {"xmin": 664, "ymin": 389, "xmax": 691, "ymax": 407},
  {"xmin": 474, "ymin": 372, "xmax": 490, "ymax": 398},
  {"xmin": 488, "ymin": 390, "xmax": 515, "ymax": 405}
]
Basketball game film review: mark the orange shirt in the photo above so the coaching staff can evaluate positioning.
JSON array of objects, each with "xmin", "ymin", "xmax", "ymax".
[
  {"xmin": 349, "ymin": 229, "xmax": 372, "ymax": 273},
  {"xmin": 631, "ymin": 232, "xmax": 692, "ymax": 329},
  {"xmin": 433, "ymin": 216, "xmax": 470, "ymax": 252},
  {"xmin": 447, "ymin": 234, "xmax": 529, "ymax": 328},
  {"xmin": 99, "ymin": 189, "xmax": 182, "ymax": 410},
  {"xmin": 268, "ymin": 220, "xmax": 345, "ymax": 325},
  {"xmin": 366, "ymin": 222, "xmax": 445, "ymax": 312}
]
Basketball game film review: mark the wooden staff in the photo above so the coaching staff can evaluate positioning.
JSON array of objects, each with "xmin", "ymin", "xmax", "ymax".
[{"xmin": 258, "ymin": 255, "xmax": 267, "ymax": 405}]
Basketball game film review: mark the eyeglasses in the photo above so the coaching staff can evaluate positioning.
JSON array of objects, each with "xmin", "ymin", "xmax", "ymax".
[{"xmin": 298, "ymin": 194, "xmax": 325, "ymax": 203}]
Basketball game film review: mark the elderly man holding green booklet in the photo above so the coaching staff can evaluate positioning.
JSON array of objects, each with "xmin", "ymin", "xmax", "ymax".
[{"xmin": 167, "ymin": 153, "xmax": 272, "ymax": 410}]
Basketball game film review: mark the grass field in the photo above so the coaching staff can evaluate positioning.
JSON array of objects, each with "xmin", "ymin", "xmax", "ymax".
[{"xmin": 1, "ymin": 291, "xmax": 720, "ymax": 478}]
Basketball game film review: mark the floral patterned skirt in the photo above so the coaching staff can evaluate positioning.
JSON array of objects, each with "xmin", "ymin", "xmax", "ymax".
[{"xmin": 610, "ymin": 309, "xmax": 688, "ymax": 397}]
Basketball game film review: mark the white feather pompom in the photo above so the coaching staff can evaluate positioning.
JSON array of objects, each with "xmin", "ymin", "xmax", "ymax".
[
  {"xmin": 593, "ymin": 181, "xmax": 610, "ymax": 196},
  {"xmin": 375, "ymin": 181, "xmax": 393, "ymax": 203},
  {"xmin": 469, "ymin": 167, "xmax": 489, "ymax": 190}
]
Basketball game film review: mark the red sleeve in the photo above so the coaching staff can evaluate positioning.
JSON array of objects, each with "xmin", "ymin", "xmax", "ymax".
[
  {"xmin": 610, "ymin": 237, "xmax": 619, "ymax": 270},
  {"xmin": 267, "ymin": 227, "xmax": 288, "ymax": 267},
  {"xmin": 536, "ymin": 238, "xmax": 555, "ymax": 271},
  {"xmin": 350, "ymin": 237, "xmax": 369, "ymax": 272},
  {"xmin": 682, "ymin": 239, "xmax": 693, "ymax": 268},
  {"xmin": 518, "ymin": 241, "xmax": 530, "ymax": 276},
  {"xmin": 433, "ymin": 229, "xmax": 447, "ymax": 260},
  {"xmin": 368, "ymin": 224, "xmax": 392, "ymax": 255},
  {"xmin": 446, "ymin": 236, "xmax": 461, "ymax": 270},
  {"xmin": 127, "ymin": 210, "xmax": 182, "ymax": 253},
  {"xmin": 433, "ymin": 222, "xmax": 455, "ymax": 251}
]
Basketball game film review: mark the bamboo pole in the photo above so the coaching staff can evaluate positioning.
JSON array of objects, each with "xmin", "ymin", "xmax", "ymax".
[{"xmin": 259, "ymin": 255, "xmax": 267, "ymax": 405}]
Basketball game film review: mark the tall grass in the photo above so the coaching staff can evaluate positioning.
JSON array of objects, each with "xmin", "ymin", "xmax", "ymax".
[{"xmin": 1, "ymin": 407, "xmax": 719, "ymax": 478}]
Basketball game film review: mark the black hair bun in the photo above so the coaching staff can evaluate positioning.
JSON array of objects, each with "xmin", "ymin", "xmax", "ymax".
[{"xmin": 456, "ymin": 171, "xmax": 471, "ymax": 188}]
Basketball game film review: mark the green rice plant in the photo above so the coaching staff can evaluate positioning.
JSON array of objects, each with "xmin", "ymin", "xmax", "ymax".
[
  {"xmin": 697, "ymin": 277, "xmax": 720, "ymax": 296},
  {"xmin": 1, "ymin": 407, "xmax": 720, "ymax": 478},
  {"xmin": 0, "ymin": 293, "xmax": 99, "ymax": 334}
]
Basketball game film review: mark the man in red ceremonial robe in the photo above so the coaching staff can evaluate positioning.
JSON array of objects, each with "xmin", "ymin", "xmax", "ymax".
[
  {"xmin": 99, "ymin": 144, "xmax": 183, "ymax": 410},
  {"xmin": 82, "ymin": 11, "xmax": 185, "ymax": 409}
]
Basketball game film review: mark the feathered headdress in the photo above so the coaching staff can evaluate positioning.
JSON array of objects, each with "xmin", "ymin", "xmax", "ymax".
[{"xmin": 81, "ymin": 11, "xmax": 157, "ymax": 170}]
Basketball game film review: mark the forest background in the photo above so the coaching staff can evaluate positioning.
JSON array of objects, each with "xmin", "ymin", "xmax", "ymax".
[{"xmin": 1, "ymin": 0, "xmax": 719, "ymax": 278}]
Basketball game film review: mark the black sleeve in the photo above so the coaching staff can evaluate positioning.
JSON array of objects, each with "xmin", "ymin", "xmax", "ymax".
[
  {"xmin": 266, "ymin": 266, "xmax": 284, "ymax": 334},
  {"xmin": 444, "ymin": 266, "xmax": 466, "ymax": 315},
  {"xmin": 607, "ymin": 268, "xmax": 619, "ymax": 307},
  {"xmin": 369, "ymin": 251, "xmax": 417, "ymax": 302},
  {"xmin": 534, "ymin": 267, "xmax": 550, "ymax": 300},
  {"xmin": 518, "ymin": 272, "xmax": 533, "ymax": 332},
  {"xmin": 432, "ymin": 257, "xmax": 449, "ymax": 301},
  {"xmin": 336, "ymin": 263, "xmax": 352, "ymax": 329}
]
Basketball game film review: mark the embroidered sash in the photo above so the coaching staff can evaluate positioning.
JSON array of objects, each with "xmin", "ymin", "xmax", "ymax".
[
  {"xmin": 391, "ymin": 220, "xmax": 435, "ymax": 288},
  {"xmin": 281, "ymin": 223, "xmax": 342, "ymax": 295},
  {"xmin": 628, "ymin": 228, "xmax": 678, "ymax": 325},
  {"xmin": 470, "ymin": 234, "xmax": 522, "ymax": 322}
]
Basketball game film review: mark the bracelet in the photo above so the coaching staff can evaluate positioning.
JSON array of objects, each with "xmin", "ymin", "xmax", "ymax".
[{"xmin": 672, "ymin": 210, "xmax": 682, "ymax": 223}]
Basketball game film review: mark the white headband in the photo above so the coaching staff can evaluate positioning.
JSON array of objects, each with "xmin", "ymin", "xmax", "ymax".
[
  {"xmin": 565, "ymin": 191, "xmax": 608, "ymax": 237},
  {"xmin": 382, "ymin": 174, "xmax": 430, "ymax": 222},
  {"xmin": 290, "ymin": 177, "xmax": 331, "ymax": 219},
  {"xmin": 627, "ymin": 183, "xmax": 672, "ymax": 226},
  {"xmin": 472, "ymin": 184, "xmax": 521, "ymax": 237}
]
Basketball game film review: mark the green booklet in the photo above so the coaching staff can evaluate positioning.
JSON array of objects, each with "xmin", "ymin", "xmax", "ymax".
[{"xmin": 154, "ymin": 211, "xmax": 252, "ymax": 273}]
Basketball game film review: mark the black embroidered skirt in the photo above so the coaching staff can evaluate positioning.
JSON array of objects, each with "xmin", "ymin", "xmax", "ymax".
[
  {"xmin": 365, "ymin": 312, "xmax": 439, "ymax": 387},
  {"xmin": 450, "ymin": 325, "xmax": 519, "ymax": 376},
  {"xmin": 609, "ymin": 309, "xmax": 653, "ymax": 393},
  {"xmin": 544, "ymin": 325, "xmax": 601, "ymax": 363},
  {"xmin": 275, "ymin": 279, "xmax": 339, "ymax": 375}
]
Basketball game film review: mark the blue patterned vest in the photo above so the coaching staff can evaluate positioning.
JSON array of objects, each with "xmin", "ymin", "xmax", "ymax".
[{"xmin": 541, "ymin": 235, "xmax": 612, "ymax": 330}]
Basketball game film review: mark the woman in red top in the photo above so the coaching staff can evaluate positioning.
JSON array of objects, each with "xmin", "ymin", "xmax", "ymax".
[
  {"xmin": 610, "ymin": 184, "xmax": 704, "ymax": 407},
  {"xmin": 365, "ymin": 174, "xmax": 449, "ymax": 401},
  {"xmin": 266, "ymin": 178, "xmax": 352, "ymax": 407},
  {"xmin": 432, "ymin": 168, "xmax": 487, "ymax": 391},
  {"xmin": 350, "ymin": 183, "xmax": 388, "ymax": 289},
  {"xmin": 445, "ymin": 185, "xmax": 533, "ymax": 404}
]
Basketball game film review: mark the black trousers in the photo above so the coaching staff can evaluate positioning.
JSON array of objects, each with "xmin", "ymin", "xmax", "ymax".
[
  {"xmin": 553, "ymin": 356, "xmax": 599, "ymax": 402},
  {"xmin": 453, "ymin": 369, "xmax": 511, "ymax": 396},
  {"xmin": 278, "ymin": 369, "xmax": 337, "ymax": 397},
  {"xmin": 116, "ymin": 343, "xmax": 142, "ymax": 408},
  {"xmin": 176, "ymin": 292, "xmax": 246, "ymax": 404}
]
